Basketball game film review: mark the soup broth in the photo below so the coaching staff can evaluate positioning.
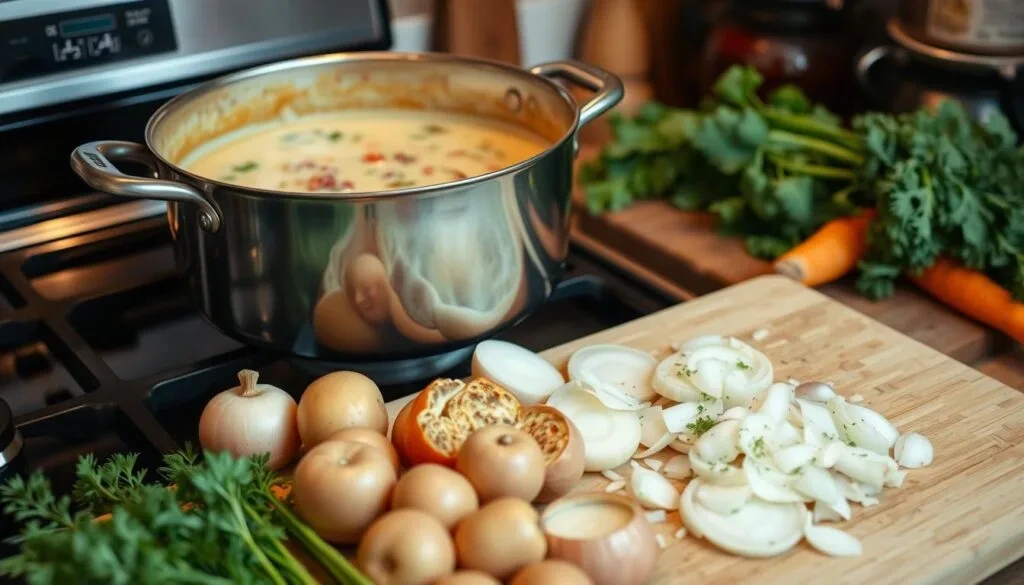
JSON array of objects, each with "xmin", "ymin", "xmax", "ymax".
[{"xmin": 180, "ymin": 109, "xmax": 550, "ymax": 193}]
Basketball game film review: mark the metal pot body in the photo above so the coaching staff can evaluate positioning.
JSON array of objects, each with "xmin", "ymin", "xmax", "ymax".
[{"xmin": 71, "ymin": 52, "xmax": 622, "ymax": 362}]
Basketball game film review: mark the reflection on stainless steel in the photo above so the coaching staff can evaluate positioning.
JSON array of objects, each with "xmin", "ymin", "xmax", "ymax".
[{"xmin": 70, "ymin": 52, "xmax": 623, "ymax": 361}]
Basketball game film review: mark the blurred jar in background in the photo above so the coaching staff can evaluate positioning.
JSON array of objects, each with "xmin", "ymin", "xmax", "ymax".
[{"xmin": 699, "ymin": 0, "xmax": 858, "ymax": 115}]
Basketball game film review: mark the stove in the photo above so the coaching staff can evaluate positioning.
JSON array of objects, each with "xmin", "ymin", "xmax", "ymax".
[{"xmin": 0, "ymin": 0, "xmax": 679, "ymax": 565}]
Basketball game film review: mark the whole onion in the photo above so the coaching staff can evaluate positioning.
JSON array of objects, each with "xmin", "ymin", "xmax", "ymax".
[{"xmin": 198, "ymin": 369, "xmax": 300, "ymax": 469}]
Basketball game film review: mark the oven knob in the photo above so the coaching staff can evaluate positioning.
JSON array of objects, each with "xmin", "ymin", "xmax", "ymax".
[{"xmin": 137, "ymin": 28, "xmax": 154, "ymax": 47}]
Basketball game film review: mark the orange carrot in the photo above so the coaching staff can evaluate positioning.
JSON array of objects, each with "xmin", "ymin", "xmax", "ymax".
[
  {"xmin": 774, "ymin": 209, "xmax": 876, "ymax": 287},
  {"xmin": 909, "ymin": 258, "xmax": 1024, "ymax": 344}
]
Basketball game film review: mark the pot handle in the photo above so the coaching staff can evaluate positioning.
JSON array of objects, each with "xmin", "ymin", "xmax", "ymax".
[
  {"xmin": 855, "ymin": 45, "xmax": 893, "ymax": 108},
  {"xmin": 530, "ymin": 60, "xmax": 624, "ymax": 127},
  {"xmin": 70, "ymin": 140, "xmax": 222, "ymax": 233}
]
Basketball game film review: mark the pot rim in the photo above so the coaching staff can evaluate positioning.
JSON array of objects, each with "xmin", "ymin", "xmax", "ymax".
[{"xmin": 144, "ymin": 51, "xmax": 582, "ymax": 202}]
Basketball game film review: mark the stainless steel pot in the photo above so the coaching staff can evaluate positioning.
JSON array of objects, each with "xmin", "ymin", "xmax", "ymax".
[
  {"xmin": 71, "ymin": 52, "xmax": 622, "ymax": 365},
  {"xmin": 899, "ymin": 0, "xmax": 1024, "ymax": 56}
]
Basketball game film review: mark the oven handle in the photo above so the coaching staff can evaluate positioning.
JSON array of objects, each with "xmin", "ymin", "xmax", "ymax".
[
  {"xmin": 70, "ymin": 141, "xmax": 222, "ymax": 233},
  {"xmin": 530, "ymin": 60, "xmax": 624, "ymax": 128}
]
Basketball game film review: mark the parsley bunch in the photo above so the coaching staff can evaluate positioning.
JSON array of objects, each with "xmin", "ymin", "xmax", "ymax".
[
  {"xmin": 0, "ymin": 448, "xmax": 371, "ymax": 585},
  {"xmin": 579, "ymin": 65, "xmax": 1024, "ymax": 300}
]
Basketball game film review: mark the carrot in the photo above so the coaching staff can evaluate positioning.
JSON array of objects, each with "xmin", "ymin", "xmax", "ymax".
[
  {"xmin": 909, "ymin": 258, "xmax": 1024, "ymax": 344},
  {"xmin": 774, "ymin": 209, "xmax": 876, "ymax": 287}
]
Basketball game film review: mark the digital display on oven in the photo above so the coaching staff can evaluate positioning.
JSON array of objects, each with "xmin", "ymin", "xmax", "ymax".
[
  {"xmin": 0, "ymin": 0, "xmax": 176, "ymax": 85},
  {"xmin": 59, "ymin": 14, "xmax": 117, "ymax": 38}
]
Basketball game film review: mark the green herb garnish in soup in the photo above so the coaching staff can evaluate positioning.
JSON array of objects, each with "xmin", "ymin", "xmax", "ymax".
[{"xmin": 180, "ymin": 109, "xmax": 548, "ymax": 193}]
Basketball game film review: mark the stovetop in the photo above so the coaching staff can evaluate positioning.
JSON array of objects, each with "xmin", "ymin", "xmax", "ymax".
[{"xmin": 0, "ymin": 210, "xmax": 676, "ymax": 553}]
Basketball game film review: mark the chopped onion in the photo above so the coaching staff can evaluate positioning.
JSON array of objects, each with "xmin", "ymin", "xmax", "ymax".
[
  {"xmin": 639, "ymin": 405, "xmax": 669, "ymax": 447},
  {"xmin": 894, "ymin": 432, "xmax": 934, "ymax": 468},
  {"xmin": 742, "ymin": 457, "xmax": 805, "ymax": 503},
  {"xmin": 774, "ymin": 444, "xmax": 817, "ymax": 473},
  {"xmin": 605, "ymin": 480, "xmax": 626, "ymax": 493},
  {"xmin": 470, "ymin": 340, "xmax": 564, "ymax": 405},
  {"xmin": 828, "ymin": 396, "xmax": 889, "ymax": 455},
  {"xmin": 546, "ymin": 381, "xmax": 642, "ymax": 472},
  {"xmin": 674, "ymin": 528, "xmax": 687, "ymax": 540},
  {"xmin": 849, "ymin": 394, "xmax": 864, "ymax": 404},
  {"xmin": 792, "ymin": 465, "xmax": 841, "ymax": 506},
  {"xmin": 847, "ymin": 404, "xmax": 899, "ymax": 449},
  {"xmin": 656, "ymin": 534, "xmax": 669, "ymax": 549},
  {"xmin": 815, "ymin": 441, "xmax": 846, "ymax": 468},
  {"xmin": 812, "ymin": 500, "xmax": 844, "ymax": 523},
  {"xmin": 663, "ymin": 402, "xmax": 702, "ymax": 433},
  {"xmin": 759, "ymin": 382, "xmax": 794, "ymax": 423},
  {"xmin": 601, "ymin": 469, "xmax": 624, "ymax": 482},
  {"xmin": 651, "ymin": 351, "xmax": 703, "ymax": 403},
  {"xmin": 695, "ymin": 483, "xmax": 753, "ymax": 515},
  {"xmin": 669, "ymin": 437, "xmax": 693, "ymax": 454},
  {"xmin": 832, "ymin": 446, "xmax": 891, "ymax": 490},
  {"xmin": 568, "ymin": 344, "xmax": 657, "ymax": 407},
  {"xmin": 663, "ymin": 455, "xmax": 693, "ymax": 479},
  {"xmin": 645, "ymin": 458, "xmax": 664, "ymax": 472},
  {"xmin": 634, "ymin": 432, "xmax": 675, "ymax": 459},
  {"xmin": 694, "ymin": 419, "xmax": 741, "ymax": 464},
  {"xmin": 797, "ymin": 398, "xmax": 840, "ymax": 446},
  {"xmin": 795, "ymin": 381, "xmax": 837, "ymax": 403},
  {"xmin": 720, "ymin": 406, "xmax": 750, "ymax": 422},
  {"xmin": 645, "ymin": 509, "xmax": 667, "ymax": 524},
  {"xmin": 751, "ymin": 328, "xmax": 770, "ymax": 341},
  {"xmin": 738, "ymin": 413, "xmax": 776, "ymax": 459},
  {"xmin": 689, "ymin": 450, "xmax": 747, "ymax": 486},
  {"xmin": 885, "ymin": 469, "xmax": 907, "ymax": 488},
  {"xmin": 805, "ymin": 521, "xmax": 863, "ymax": 557},
  {"xmin": 774, "ymin": 422, "xmax": 802, "ymax": 448},
  {"xmin": 680, "ymin": 479, "xmax": 806, "ymax": 558},
  {"xmin": 630, "ymin": 467, "xmax": 680, "ymax": 510}
]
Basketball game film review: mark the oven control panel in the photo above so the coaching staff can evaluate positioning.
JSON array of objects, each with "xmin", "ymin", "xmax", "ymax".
[{"xmin": 0, "ymin": 0, "xmax": 176, "ymax": 84}]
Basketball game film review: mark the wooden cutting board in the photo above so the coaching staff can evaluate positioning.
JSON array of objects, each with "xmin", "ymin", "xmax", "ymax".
[{"xmin": 385, "ymin": 275, "xmax": 1024, "ymax": 585}]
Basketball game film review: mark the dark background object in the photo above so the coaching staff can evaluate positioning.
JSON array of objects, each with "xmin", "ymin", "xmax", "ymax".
[{"xmin": 699, "ymin": 0, "xmax": 861, "ymax": 116}]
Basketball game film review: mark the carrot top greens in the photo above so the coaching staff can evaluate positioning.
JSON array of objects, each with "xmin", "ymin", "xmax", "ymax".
[{"xmin": 578, "ymin": 65, "xmax": 1024, "ymax": 300}]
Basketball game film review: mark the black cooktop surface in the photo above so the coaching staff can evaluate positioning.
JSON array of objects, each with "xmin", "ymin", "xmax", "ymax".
[{"xmin": 0, "ymin": 214, "xmax": 676, "ymax": 556}]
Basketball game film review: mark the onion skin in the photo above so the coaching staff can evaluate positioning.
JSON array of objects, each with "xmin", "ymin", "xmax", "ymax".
[
  {"xmin": 292, "ymin": 440, "xmax": 397, "ymax": 544},
  {"xmin": 542, "ymin": 493, "xmax": 658, "ymax": 585},
  {"xmin": 390, "ymin": 463, "xmax": 479, "ymax": 529},
  {"xmin": 298, "ymin": 371, "xmax": 389, "ymax": 447},
  {"xmin": 518, "ymin": 405, "xmax": 586, "ymax": 504},
  {"xmin": 326, "ymin": 427, "xmax": 400, "ymax": 474},
  {"xmin": 198, "ymin": 369, "xmax": 300, "ymax": 470},
  {"xmin": 510, "ymin": 560, "xmax": 594, "ymax": 585},
  {"xmin": 454, "ymin": 498, "xmax": 547, "ymax": 580},
  {"xmin": 433, "ymin": 571, "xmax": 501, "ymax": 585},
  {"xmin": 356, "ymin": 509, "xmax": 456, "ymax": 585}
]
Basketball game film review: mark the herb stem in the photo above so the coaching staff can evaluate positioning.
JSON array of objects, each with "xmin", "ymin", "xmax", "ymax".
[
  {"xmin": 243, "ymin": 501, "xmax": 320, "ymax": 585},
  {"xmin": 762, "ymin": 109, "xmax": 864, "ymax": 150},
  {"xmin": 225, "ymin": 493, "xmax": 289, "ymax": 585},
  {"xmin": 266, "ymin": 494, "xmax": 373, "ymax": 585},
  {"xmin": 767, "ymin": 154, "xmax": 859, "ymax": 179},
  {"xmin": 768, "ymin": 130, "xmax": 866, "ymax": 166}
]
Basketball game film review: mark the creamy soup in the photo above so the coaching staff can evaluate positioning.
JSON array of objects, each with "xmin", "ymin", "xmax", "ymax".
[{"xmin": 181, "ymin": 109, "xmax": 550, "ymax": 193}]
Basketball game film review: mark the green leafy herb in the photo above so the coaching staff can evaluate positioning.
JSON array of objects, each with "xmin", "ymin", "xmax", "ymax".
[
  {"xmin": 686, "ymin": 415, "xmax": 716, "ymax": 437},
  {"xmin": 1, "ymin": 447, "xmax": 372, "ymax": 585},
  {"xmin": 325, "ymin": 130, "xmax": 343, "ymax": 142},
  {"xmin": 579, "ymin": 64, "xmax": 1024, "ymax": 302},
  {"xmin": 736, "ymin": 360, "xmax": 751, "ymax": 371},
  {"xmin": 232, "ymin": 161, "xmax": 258, "ymax": 173}
]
